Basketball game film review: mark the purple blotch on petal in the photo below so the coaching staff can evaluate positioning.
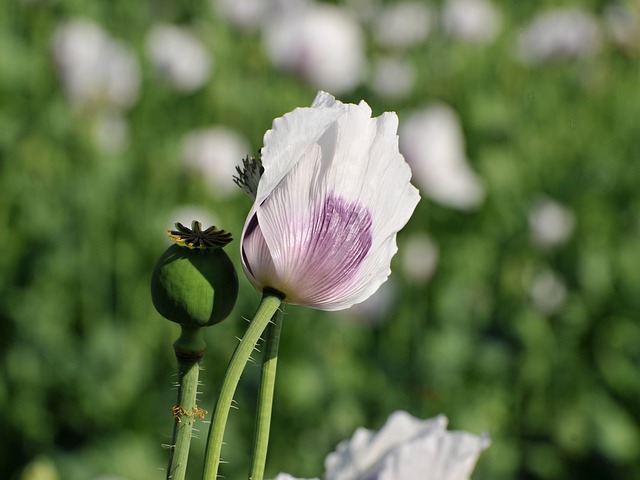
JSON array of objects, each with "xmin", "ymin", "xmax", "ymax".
[
  {"xmin": 242, "ymin": 213, "xmax": 259, "ymax": 277},
  {"xmin": 300, "ymin": 193, "xmax": 373, "ymax": 301}
]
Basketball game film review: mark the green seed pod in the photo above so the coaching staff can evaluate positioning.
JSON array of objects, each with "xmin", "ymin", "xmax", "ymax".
[{"xmin": 151, "ymin": 221, "xmax": 238, "ymax": 328}]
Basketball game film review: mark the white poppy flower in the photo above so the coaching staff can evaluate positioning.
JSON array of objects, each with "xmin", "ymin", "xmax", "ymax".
[
  {"xmin": 240, "ymin": 91, "xmax": 420, "ymax": 311},
  {"xmin": 262, "ymin": 4, "xmax": 366, "ymax": 94},
  {"xmin": 517, "ymin": 8, "xmax": 602, "ymax": 64},
  {"xmin": 528, "ymin": 196, "xmax": 575, "ymax": 249},
  {"xmin": 372, "ymin": 1, "xmax": 433, "ymax": 50},
  {"xmin": 370, "ymin": 57, "xmax": 416, "ymax": 100},
  {"xmin": 604, "ymin": 3, "xmax": 640, "ymax": 51},
  {"xmin": 325, "ymin": 411, "xmax": 490, "ymax": 480},
  {"xmin": 181, "ymin": 126, "xmax": 250, "ymax": 197},
  {"xmin": 348, "ymin": 279, "xmax": 397, "ymax": 325},
  {"xmin": 442, "ymin": 0, "xmax": 502, "ymax": 45},
  {"xmin": 529, "ymin": 268, "xmax": 567, "ymax": 315},
  {"xmin": 400, "ymin": 104, "xmax": 485, "ymax": 211},
  {"xmin": 214, "ymin": 0, "xmax": 267, "ymax": 31},
  {"xmin": 401, "ymin": 232, "xmax": 439, "ymax": 284},
  {"xmin": 146, "ymin": 24, "xmax": 212, "ymax": 92},
  {"xmin": 52, "ymin": 19, "xmax": 140, "ymax": 110},
  {"xmin": 92, "ymin": 110, "xmax": 130, "ymax": 153}
]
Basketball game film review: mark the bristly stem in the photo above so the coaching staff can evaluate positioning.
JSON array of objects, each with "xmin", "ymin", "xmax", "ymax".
[
  {"xmin": 167, "ymin": 326, "xmax": 206, "ymax": 480},
  {"xmin": 202, "ymin": 290, "xmax": 284, "ymax": 480},
  {"xmin": 249, "ymin": 305, "xmax": 284, "ymax": 480}
]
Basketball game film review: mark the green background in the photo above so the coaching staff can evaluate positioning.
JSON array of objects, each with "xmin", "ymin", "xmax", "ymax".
[{"xmin": 2, "ymin": 1, "xmax": 639, "ymax": 479}]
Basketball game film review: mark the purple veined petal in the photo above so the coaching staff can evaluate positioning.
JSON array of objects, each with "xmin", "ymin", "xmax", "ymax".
[
  {"xmin": 241, "ymin": 91, "xmax": 420, "ymax": 311},
  {"xmin": 242, "ymin": 142, "xmax": 375, "ymax": 309}
]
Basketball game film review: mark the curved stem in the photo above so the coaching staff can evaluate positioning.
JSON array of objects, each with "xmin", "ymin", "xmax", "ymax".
[
  {"xmin": 202, "ymin": 291, "xmax": 283, "ymax": 480},
  {"xmin": 249, "ymin": 306, "xmax": 284, "ymax": 480},
  {"xmin": 167, "ymin": 326, "xmax": 206, "ymax": 480}
]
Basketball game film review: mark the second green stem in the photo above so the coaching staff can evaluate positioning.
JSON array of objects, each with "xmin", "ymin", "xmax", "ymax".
[
  {"xmin": 249, "ymin": 305, "xmax": 284, "ymax": 480},
  {"xmin": 202, "ymin": 291, "xmax": 283, "ymax": 480}
]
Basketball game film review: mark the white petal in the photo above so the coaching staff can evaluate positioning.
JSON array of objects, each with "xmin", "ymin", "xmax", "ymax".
[
  {"xmin": 325, "ymin": 412, "xmax": 447, "ymax": 480},
  {"xmin": 378, "ymin": 429, "xmax": 490, "ymax": 480},
  {"xmin": 242, "ymin": 92, "xmax": 419, "ymax": 310},
  {"xmin": 325, "ymin": 411, "xmax": 490, "ymax": 480},
  {"xmin": 256, "ymin": 95, "xmax": 345, "ymax": 205},
  {"xmin": 271, "ymin": 474, "xmax": 319, "ymax": 480}
]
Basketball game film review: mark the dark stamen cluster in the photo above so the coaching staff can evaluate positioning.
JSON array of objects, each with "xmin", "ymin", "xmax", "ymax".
[
  {"xmin": 168, "ymin": 221, "xmax": 233, "ymax": 249},
  {"xmin": 233, "ymin": 155, "xmax": 264, "ymax": 200}
]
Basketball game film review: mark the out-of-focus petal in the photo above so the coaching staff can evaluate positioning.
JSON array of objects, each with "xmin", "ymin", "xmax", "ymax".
[
  {"xmin": 442, "ymin": 0, "xmax": 502, "ymax": 44},
  {"xmin": 528, "ymin": 196, "xmax": 575, "ymax": 249},
  {"xmin": 373, "ymin": 2, "xmax": 432, "ymax": 50},
  {"xmin": 517, "ymin": 8, "xmax": 602, "ymax": 64},
  {"xmin": 181, "ymin": 126, "xmax": 250, "ymax": 197},
  {"xmin": 400, "ymin": 103, "xmax": 484, "ymax": 211},
  {"xmin": 401, "ymin": 233, "xmax": 439, "ymax": 284},
  {"xmin": 146, "ymin": 24, "xmax": 212, "ymax": 92},
  {"xmin": 370, "ymin": 57, "xmax": 416, "ymax": 100},
  {"xmin": 262, "ymin": 4, "xmax": 366, "ymax": 94},
  {"xmin": 52, "ymin": 19, "xmax": 140, "ymax": 110}
]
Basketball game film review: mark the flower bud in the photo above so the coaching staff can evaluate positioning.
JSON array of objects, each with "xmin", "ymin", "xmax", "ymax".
[{"xmin": 151, "ymin": 222, "xmax": 238, "ymax": 327}]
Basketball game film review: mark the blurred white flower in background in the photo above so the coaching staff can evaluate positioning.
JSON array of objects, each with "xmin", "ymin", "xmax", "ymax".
[
  {"xmin": 401, "ymin": 233, "xmax": 439, "ymax": 284},
  {"xmin": 347, "ymin": 279, "xmax": 397, "ymax": 325},
  {"xmin": 181, "ymin": 126, "xmax": 250, "ymax": 197},
  {"xmin": 272, "ymin": 474, "xmax": 318, "ymax": 480},
  {"xmin": 400, "ymin": 104, "xmax": 485, "ymax": 211},
  {"xmin": 273, "ymin": 411, "xmax": 489, "ymax": 480},
  {"xmin": 146, "ymin": 25, "xmax": 212, "ymax": 93},
  {"xmin": 528, "ymin": 196, "xmax": 576, "ymax": 249},
  {"xmin": 442, "ymin": 0, "xmax": 502, "ymax": 44},
  {"xmin": 213, "ymin": 0, "xmax": 267, "ymax": 31},
  {"xmin": 92, "ymin": 110, "xmax": 130, "ymax": 153},
  {"xmin": 370, "ymin": 56, "xmax": 416, "ymax": 100},
  {"xmin": 517, "ymin": 8, "xmax": 602, "ymax": 64},
  {"xmin": 52, "ymin": 19, "xmax": 140, "ymax": 111},
  {"xmin": 604, "ymin": 3, "xmax": 640, "ymax": 51},
  {"xmin": 262, "ymin": 2, "xmax": 366, "ymax": 94},
  {"xmin": 529, "ymin": 268, "xmax": 567, "ymax": 316},
  {"xmin": 372, "ymin": 1, "xmax": 432, "ymax": 50},
  {"xmin": 345, "ymin": 0, "xmax": 382, "ymax": 24}
]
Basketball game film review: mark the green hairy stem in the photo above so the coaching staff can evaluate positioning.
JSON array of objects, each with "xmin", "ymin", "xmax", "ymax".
[
  {"xmin": 249, "ymin": 306, "xmax": 284, "ymax": 480},
  {"xmin": 167, "ymin": 326, "xmax": 206, "ymax": 480},
  {"xmin": 202, "ymin": 291, "xmax": 283, "ymax": 480}
]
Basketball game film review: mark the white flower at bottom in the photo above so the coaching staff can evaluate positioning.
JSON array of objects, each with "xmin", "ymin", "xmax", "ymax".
[
  {"xmin": 240, "ymin": 91, "xmax": 420, "ymax": 311},
  {"xmin": 272, "ymin": 474, "xmax": 319, "ymax": 480},
  {"xmin": 325, "ymin": 411, "xmax": 490, "ymax": 480}
]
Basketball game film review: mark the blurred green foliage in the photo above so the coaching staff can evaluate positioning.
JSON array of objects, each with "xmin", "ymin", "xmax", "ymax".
[{"xmin": 1, "ymin": 1, "xmax": 639, "ymax": 479}]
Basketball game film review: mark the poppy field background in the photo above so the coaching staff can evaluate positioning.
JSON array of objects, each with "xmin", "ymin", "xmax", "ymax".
[{"xmin": 2, "ymin": 1, "xmax": 639, "ymax": 479}]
